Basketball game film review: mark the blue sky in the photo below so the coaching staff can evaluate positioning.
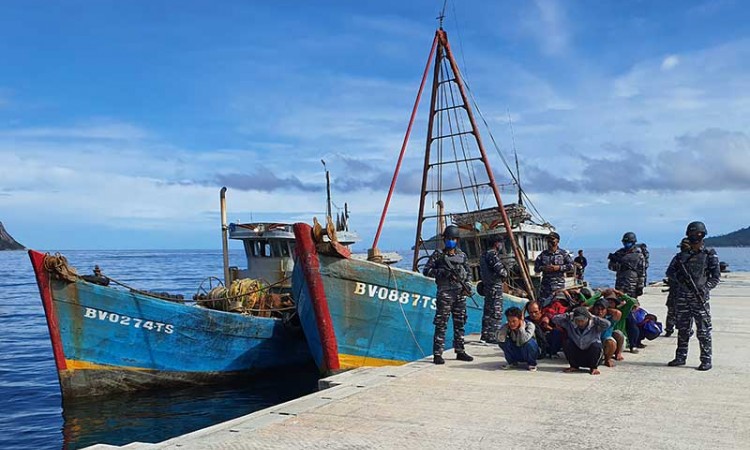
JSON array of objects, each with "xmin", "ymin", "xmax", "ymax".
[{"xmin": 1, "ymin": 0, "xmax": 748, "ymax": 251}]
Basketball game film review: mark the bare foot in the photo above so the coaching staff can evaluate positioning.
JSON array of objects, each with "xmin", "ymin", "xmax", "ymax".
[
  {"xmin": 563, "ymin": 367, "xmax": 578, "ymax": 373},
  {"xmin": 604, "ymin": 359, "xmax": 615, "ymax": 368},
  {"xmin": 615, "ymin": 353, "xmax": 625, "ymax": 361},
  {"xmin": 590, "ymin": 368, "xmax": 601, "ymax": 375}
]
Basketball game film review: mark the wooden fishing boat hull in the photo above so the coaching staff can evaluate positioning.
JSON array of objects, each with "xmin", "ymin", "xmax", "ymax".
[
  {"xmin": 29, "ymin": 250, "xmax": 312, "ymax": 399},
  {"xmin": 291, "ymin": 223, "xmax": 528, "ymax": 373}
]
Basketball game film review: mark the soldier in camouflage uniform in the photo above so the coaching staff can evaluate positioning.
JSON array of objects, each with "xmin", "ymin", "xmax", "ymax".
[
  {"xmin": 608, "ymin": 232, "xmax": 646, "ymax": 298},
  {"xmin": 533, "ymin": 231, "xmax": 574, "ymax": 306},
  {"xmin": 666, "ymin": 221, "xmax": 720, "ymax": 371},
  {"xmin": 479, "ymin": 235, "xmax": 509, "ymax": 343},
  {"xmin": 423, "ymin": 225, "xmax": 474, "ymax": 365},
  {"xmin": 665, "ymin": 238, "xmax": 691, "ymax": 337}
]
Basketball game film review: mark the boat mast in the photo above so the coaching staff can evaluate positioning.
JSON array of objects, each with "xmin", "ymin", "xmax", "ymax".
[
  {"xmin": 412, "ymin": 29, "xmax": 536, "ymax": 301},
  {"xmin": 321, "ymin": 159, "xmax": 333, "ymax": 219},
  {"xmin": 508, "ymin": 113, "xmax": 523, "ymax": 206}
]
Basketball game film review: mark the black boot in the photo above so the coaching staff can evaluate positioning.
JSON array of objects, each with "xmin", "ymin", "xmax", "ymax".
[
  {"xmin": 668, "ymin": 358, "xmax": 686, "ymax": 367},
  {"xmin": 456, "ymin": 352, "xmax": 474, "ymax": 362},
  {"xmin": 664, "ymin": 329, "xmax": 674, "ymax": 337},
  {"xmin": 696, "ymin": 362, "xmax": 712, "ymax": 371},
  {"xmin": 433, "ymin": 355, "xmax": 445, "ymax": 365}
]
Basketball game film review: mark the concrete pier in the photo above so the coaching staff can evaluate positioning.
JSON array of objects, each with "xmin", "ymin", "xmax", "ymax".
[{"xmin": 90, "ymin": 273, "xmax": 750, "ymax": 449}]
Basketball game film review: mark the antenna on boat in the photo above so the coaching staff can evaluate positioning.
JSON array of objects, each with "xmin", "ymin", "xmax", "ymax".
[
  {"xmin": 508, "ymin": 110, "xmax": 523, "ymax": 206},
  {"xmin": 437, "ymin": 0, "xmax": 448, "ymax": 29},
  {"xmin": 321, "ymin": 159, "xmax": 333, "ymax": 220}
]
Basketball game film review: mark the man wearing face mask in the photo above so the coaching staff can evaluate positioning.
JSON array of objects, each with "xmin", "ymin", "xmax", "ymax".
[
  {"xmin": 608, "ymin": 232, "xmax": 646, "ymax": 298},
  {"xmin": 666, "ymin": 221, "xmax": 720, "ymax": 371},
  {"xmin": 423, "ymin": 225, "xmax": 474, "ymax": 365},
  {"xmin": 533, "ymin": 231, "xmax": 574, "ymax": 306}
]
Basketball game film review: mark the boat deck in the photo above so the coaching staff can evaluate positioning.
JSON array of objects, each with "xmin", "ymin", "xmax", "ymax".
[{"xmin": 88, "ymin": 272, "xmax": 750, "ymax": 449}]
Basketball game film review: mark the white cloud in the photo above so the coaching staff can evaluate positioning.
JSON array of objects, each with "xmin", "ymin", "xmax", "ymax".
[
  {"xmin": 0, "ymin": 120, "xmax": 151, "ymax": 140},
  {"xmin": 526, "ymin": 0, "xmax": 571, "ymax": 56},
  {"xmin": 661, "ymin": 55, "xmax": 680, "ymax": 71}
]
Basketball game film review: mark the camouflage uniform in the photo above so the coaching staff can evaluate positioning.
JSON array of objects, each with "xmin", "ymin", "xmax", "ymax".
[
  {"xmin": 479, "ymin": 247, "xmax": 508, "ymax": 341},
  {"xmin": 666, "ymin": 246, "xmax": 720, "ymax": 364},
  {"xmin": 533, "ymin": 249, "xmax": 574, "ymax": 306},
  {"xmin": 665, "ymin": 278, "xmax": 678, "ymax": 334},
  {"xmin": 608, "ymin": 246, "xmax": 645, "ymax": 298},
  {"xmin": 424, "ymin": 248, "xmax": 471, "ymax": 356}
]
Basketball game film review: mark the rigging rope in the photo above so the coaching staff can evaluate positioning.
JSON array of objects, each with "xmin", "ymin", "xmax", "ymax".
[{"xmin": 444, "ymin": 59, "xmax": 482, "ymax": 209}]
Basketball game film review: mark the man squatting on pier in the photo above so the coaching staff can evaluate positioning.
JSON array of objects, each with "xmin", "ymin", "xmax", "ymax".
[{"xmin": 423, "ymin": 225, "xmax": 474, "ymax": 365}]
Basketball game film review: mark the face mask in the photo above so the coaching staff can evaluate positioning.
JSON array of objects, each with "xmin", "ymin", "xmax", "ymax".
[
  {"xmin": 445, "ymin": 239, "xmax": 458, "ymax": 250},
  {"xmin": 623, "ymin": 242, "xmax": 634, "ymax": 249}
]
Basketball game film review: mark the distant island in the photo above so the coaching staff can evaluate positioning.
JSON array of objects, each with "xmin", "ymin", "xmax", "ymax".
[
  {"xmin": 0, "ymin": 222, "xmax": 25, "ymax": 250},
  {"xmin": 705, "ymin": 226, "xmax": 750, "ymax": 247}
]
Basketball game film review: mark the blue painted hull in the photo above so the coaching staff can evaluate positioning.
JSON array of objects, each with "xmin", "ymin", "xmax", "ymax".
[
  {"xmin": 291, "ymin": 224, "xmax": 528, "ymax": 372},
  {"xmin": 29, "ymin": 251, "xmax": 311, "ymax": 398}
]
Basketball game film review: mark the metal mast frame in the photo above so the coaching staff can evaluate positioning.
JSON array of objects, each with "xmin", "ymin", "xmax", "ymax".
[{"xmin": 411, "ymin": 29, "xmax": 536, "ymax": 301}]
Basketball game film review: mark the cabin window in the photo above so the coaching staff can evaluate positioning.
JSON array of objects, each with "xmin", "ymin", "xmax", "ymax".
[{"xmin": 271, "ymin": 240, "xmax": 289, "ymax": 257}]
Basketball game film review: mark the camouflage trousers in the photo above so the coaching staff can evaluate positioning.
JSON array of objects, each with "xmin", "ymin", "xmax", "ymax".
[
  {"xmin": 615, "ymin": 282, "xmax": 638, "ymax": 299},
  {"xmin": 675, "ymin": 295, "xmax": 712, "ymax": 363},
  {"xmin": 433, "ymin": 288, "xmax": 467, "ymax": 356},
  {"xmin": 665, "ymin": 291, "xmax": 677, "ymax": 332},
  {"xmin": 481, "ymin": 284, "xmax": 504, "ymax": 341},
  {"xmin": 539, "ymin": 277, "xmax": 564, "ymax": 306}
]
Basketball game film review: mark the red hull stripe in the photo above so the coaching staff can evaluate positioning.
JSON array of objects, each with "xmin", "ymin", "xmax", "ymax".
[
  {"xmin": 28, "ymin": 250, "xmax": 67, "ymax": 371},
  {"xmin": 293, "ymin": 223, "xmax": 340, "ymax": 372}
]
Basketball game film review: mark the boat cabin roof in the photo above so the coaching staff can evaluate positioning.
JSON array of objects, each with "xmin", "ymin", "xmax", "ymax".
[
  {"xmin": 228, "ymin": 222, "xmax": 295, "ymax": 240},
  {"xmin": 229, "ymin": 221, "xmax": 360, "ymax": 246}
]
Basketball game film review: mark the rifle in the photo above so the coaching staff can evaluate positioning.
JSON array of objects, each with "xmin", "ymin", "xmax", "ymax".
[
  {"xmin": 675, "ymin": 257, "xmax": 706, "ymax": 304},
  {"xmin": 443, "ymin": 254, "xmax": 473, "ymax": 297}
]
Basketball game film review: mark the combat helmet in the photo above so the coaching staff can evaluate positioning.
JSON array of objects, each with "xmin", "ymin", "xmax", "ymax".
[
  {"xmin": 621, "ymin": 232, "xmax": 637, "ymax": 243},
  {"xmin": 686, "ymin": 221, "xmax": 707, "ymax": 236},
  {"xmin": 443, "ymin": 225, "xmax": 461, "ymax": 240}
]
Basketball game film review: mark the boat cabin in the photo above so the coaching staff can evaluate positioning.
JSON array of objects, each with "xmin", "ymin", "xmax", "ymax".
[{"xmin": 227, "ymin": 222, "xmax": 360, "ymax": 289}]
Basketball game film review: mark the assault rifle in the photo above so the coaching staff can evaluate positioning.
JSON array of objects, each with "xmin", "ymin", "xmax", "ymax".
[
  {"xmin": 675, "ymin": 258, "xmax": 706, "ymax": 304},
  {"xmin": 443, "ymin": 254, "xmax": 473, "ymax": 297},
  {"xmin": 608, "ymin": 252, "xmax": 637, "ymax": 273}
]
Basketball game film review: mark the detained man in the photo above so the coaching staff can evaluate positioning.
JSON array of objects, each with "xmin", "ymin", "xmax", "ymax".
[
  {"xmin": 553, "ymin": 306, "xmax": 610, "ymax": 375},
  {"xmin": 589, "ymin": 299, "xmax": 624, "ymax": 367},
  {"xmin": 497, "ymin": 307, "xmax": 539, "ymax": 372}
]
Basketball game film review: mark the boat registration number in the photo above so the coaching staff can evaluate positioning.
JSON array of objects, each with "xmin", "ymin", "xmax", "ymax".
[
  {"xmin": 83, "ymin": 307, "xmax": 174, "ymax": 334},
  {"xmin": 353, "ymin": 282, "xmax": 436, "ymax": 310}
]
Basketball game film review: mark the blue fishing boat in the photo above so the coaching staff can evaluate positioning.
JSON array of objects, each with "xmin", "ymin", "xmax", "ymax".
[
  {"xmin": 292, "ymin": 223, "xmax": 531, "ymax": 372},
  {"xmin": 292, "ymin": 26, "xmax": 542, "ymax": 373},
  {"xmin": 29, "ymin": 249, "xmax": 312, "ymax": 399},
  {"xmin": 29, "ymin": 189, "xmax": 324, "ymax": 399}
]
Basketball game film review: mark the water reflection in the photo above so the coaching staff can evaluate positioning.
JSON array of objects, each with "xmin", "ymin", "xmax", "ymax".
[{"xmin": 61, "ymin": 365, "xmax": 320, "ymax": 449}]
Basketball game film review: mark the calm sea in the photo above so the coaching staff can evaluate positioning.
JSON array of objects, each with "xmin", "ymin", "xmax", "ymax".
[{"xmin": 2, "ymin": 247, "xmax": 749, "ymax": 449}]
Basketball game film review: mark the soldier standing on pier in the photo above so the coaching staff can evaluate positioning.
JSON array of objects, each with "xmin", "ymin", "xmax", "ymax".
[
  {"xmin": 534, "ymin": 232, "xmax": 574, "ymax": 306},
  {"xmin": 666, "ymin": 222, "xmax": 720, "ymax": 371},
  {"xmin": 424, "ymin": 225, "xmax": 474, "ymax": 365},
  {"xmin": 665, "ymin": 238, "xmax": 691, "ymax": 337},
  {"xmin": 479, "ymin": 235, "xmax": 509, "ymax": 343},
  {"xmin": 608, "ymin": 232, "xmax": 646, "ymax": 298}
]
